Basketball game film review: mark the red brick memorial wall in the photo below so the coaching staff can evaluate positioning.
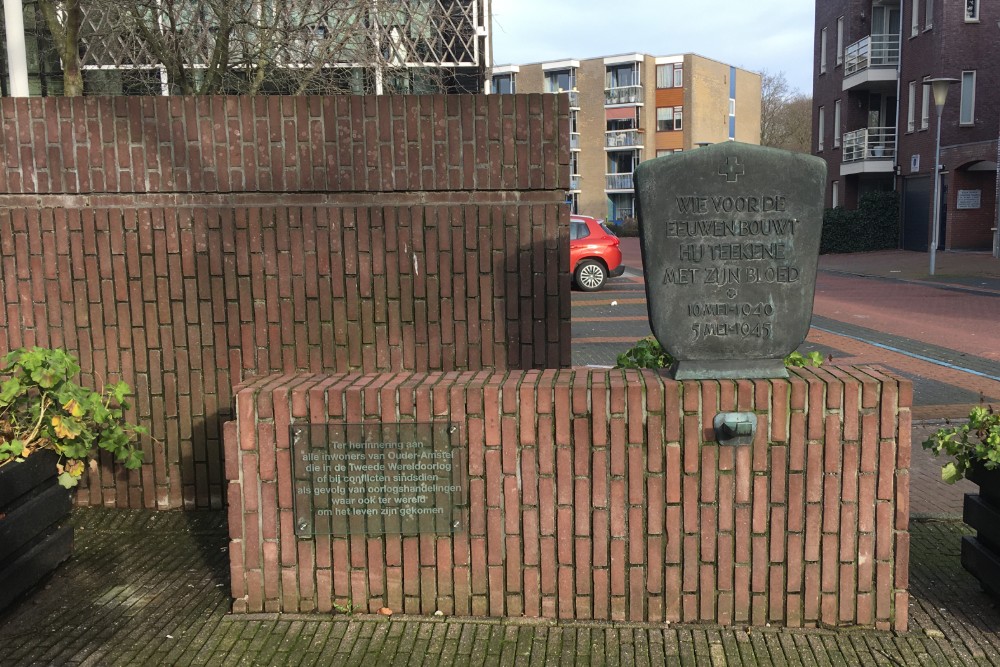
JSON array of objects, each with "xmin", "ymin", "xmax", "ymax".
[
  {"xmin": 225, "ymin": 367, "xmax": 912, "ymax": 630},
  {"xmin": 0, "ymin": 95, "xmax": 571, "ymax": 510}
]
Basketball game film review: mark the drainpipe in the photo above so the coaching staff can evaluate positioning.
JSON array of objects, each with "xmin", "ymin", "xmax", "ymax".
[
  {"xmin": 892, "ymin": 1, "xmax": 904, "ymax": 194},
  {"xmin": 3, "ymin": 0, "xmax": 30, "ymax": 96}
]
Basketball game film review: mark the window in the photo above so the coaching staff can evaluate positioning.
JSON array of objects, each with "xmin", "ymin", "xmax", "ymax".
[
  {"xmin": 836, "ymin": 17, "xmax": 844, "ymax": 66},
  {"xmin": 606, "ymin": 63, "xmax": 639, "ymax": 89},
  {"xmin": 545, "ymin": 69, "xmax": 575, "ymax": 93},
  {"xmin": 656, "ymin": 149, "xmax": 682, "ymax": 157},
  {"xmin": 657, "ymin": 106, "xmax": 683, "ymax": 131},
  {"xmin": 831, "ymin": 181, "xmax": 839, "ymax": 208},
  {"xmin": 921, "ymin": 77, "xmax": 930, "ymax": 129},
  {"xmin": 960, "ymin": 70, "xmax": 976, "ymax": 125},
  {"xmin": 569, "ymin": 220, "xmax": 590, "ymax": 241},
  {"xmin": 966, "ymin": 0, "xmax": 979, "ymax": 21},
  {"xmin": 907, "ymin": 81, "xmax": 916, "ymax": 132},
  {"xmin": 491, "ymin": 74, "xmax": 514, "ymax": 94},
  {"xmin": 656, "ymin": 63, "xmax": 683, "ymax": 88},
  {"xmin": 925, "ymin": 0, "xmax": 933, "ymax": 29},
  {"xmin": 818, "ymin": 106, "xmax": 825, "ymax": 151},
  {"xmin": 820, "ymin": 28, "xmax": 828, "ymax": 73},
  {"xmin": 911, "ymin": 1, "xmax": 920, "ymax": 35},
  {"xmin": 833, "ymin": 100, "xmax": 841, "ymax": 148},
  {"xmin": 729, "ymin": 98, "xmax": 736, "ymax": 116}
]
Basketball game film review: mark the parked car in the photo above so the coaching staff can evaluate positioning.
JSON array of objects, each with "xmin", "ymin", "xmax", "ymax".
[{"xmin": 569, "ymin": 215, "xmax": 624, "ymax": 291}]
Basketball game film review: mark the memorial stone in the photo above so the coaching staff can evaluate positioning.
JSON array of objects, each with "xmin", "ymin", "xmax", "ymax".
[{"xmin": 634, "ymin": 142, "xmax": 826, "ymax": 379}]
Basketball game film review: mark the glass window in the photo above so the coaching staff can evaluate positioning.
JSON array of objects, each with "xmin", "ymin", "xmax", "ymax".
[
  {"xmin": 656, "ymin": 63, "xmax": 683, "ymax": 88},
  {"xmin": 818, "ymin": 106, "xmax": 825, "ymax": 151},
  {"xmin": 570, "ymin": 221, "xmax": 590, "ymax": 241},
  {"xmin": 911, "ymin": 1, "xmax": 920, "ymax": 35},
  {"xmin": 925, "ymin": 0, "xmax": 933, "ymax": 29},
  {"xmin": 545, "ymin": 69, "xmax": 574, "ymax": 93},
  {"xmin": 833, "ymin": 100, "xmax": 841, "ymax": 148},
  {"xmin": 836, "ymin": 17, "xmax": 844, "ymax": 66},
  {"xmin": 921, "ymin": 78, "xmax": 930, "ymax": 129},
  {"xmin": 820, "ymin": 28, "xmax": 828, "ymax": 73},
  {"xmin": 606, "ymin": 63, "xmax": 639, "ymax": 89},
  {"xmin": 966, "ymin": 0, "xmax": 979, "ymax": 21},
  {"xmin": 907, "ymin": 81, "xmax": 916, "ymax": 132},
  {"xmin": 657, "ymin": 106, "xmax": 683, "ymax": 131},
  {"xmin": 729, "ymin": 99, "xmax": 736, "ymax": 116},
  {"xmin": 960, "ymin": 70, "xmax": 976, "ymax": 125},
  {"xmin": 832, "ymin": 181, "xmax": 839, "ymax": 208},
  {"xmin": 491, "ymin": 74, "xmax": 514, "ymax": 94}
]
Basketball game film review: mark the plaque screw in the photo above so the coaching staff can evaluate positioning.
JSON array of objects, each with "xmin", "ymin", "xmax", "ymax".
[
  {"xmin": 297, "ymin": 518, "xmax": 309, "ymax": 532},
  {"xmin": 449, "ymin": 425, "xmax": 458, "ymax": 434},
  {"xmin": 452, "ymin": 520, "xmax": 461, "ymax": 529}
]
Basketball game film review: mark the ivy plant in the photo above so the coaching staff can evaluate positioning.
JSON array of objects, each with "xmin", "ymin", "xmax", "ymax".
[
  {"xmin": 615, "ymin": 337, "xmax": 824, "ymax": 371},
  {"xmin": 0, "ymin": 347, "xmax": 146, "ymax": 488},
  {"xmin": 922, "ymin": 405, "xmax": 1000, "ymax": 484}
]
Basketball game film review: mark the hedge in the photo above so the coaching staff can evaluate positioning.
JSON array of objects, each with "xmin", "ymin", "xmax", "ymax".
[{"xmin": 820, "ymin": 190, "xmax": 900, "ymax": 254}]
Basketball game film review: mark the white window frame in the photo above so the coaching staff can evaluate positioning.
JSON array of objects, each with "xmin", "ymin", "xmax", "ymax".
[
  {"xmin": 656, "ymin": 63, "xmax": 683, "ymax": 89},
  {"xmin": 966, "ymin": 0, "xmax": 980, "ymax": 22},
  {"xmin": 656, "ymin": 106, "xmax": 683, "ymax": 132},
  {"xmin": 833, "ymin": 100, "xmax": 841, "ymax": 148},
  {"xmin": 907, "ymin": 81, "xmax": 916, "ymax": 132},
  {"xmin": 960, "ymin": 70, "xmax": 976, "ymax": 125},
  {"xmin": 820, "ymin": 28, "xmax": 828, "ymax": 74},
  {"xmin": 925, "ymin": 0, "xmax": 933, "ymax": 30},
  {"xmin": 729, "ymin": 98, "xmax": 736, "ymax": 117},
  {"xmin": 818, "ymin": 106, "xmax": 825, "ymax": 151},
  {"xmin": 836, "ymin": 17, "xmax": 844, "ymax": 66},
  {"xmin": 921, "ymin": 77, "xmax": 930, "ymax": 129},
  {"xmin": 832, "ymin": 181, "xmax": 839, "ymax": 208},
  {"xmin": 911, "ymin": 1, "xmax": 920, "ymax": 36}
]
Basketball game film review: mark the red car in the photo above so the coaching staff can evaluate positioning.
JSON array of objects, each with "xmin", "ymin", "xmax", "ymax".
[{"xmin": 569, "ymin": 215, "xmax": 624, "ymax": 291}]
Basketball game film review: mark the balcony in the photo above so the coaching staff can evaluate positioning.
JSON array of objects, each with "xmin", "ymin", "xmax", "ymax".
[
  {"xmin": 570, "ymin": 132, "xmax": 581, "ymax": 151},
  {"xmin": 605, "ymin": 129, "xmax": 643, "ymax": 149},
  {"xmin": 570, "ymin": 174, "xmax": 581, "ymax": 191},
  {"xmin": 605, "ymin": 172, "xmax": 634, "ymax": 191},
  {"xmin": 605, "ymin": 85, "xmax": 643, "ymax": 106},
  {"xmin": 841, "ymin": 127, "xmax": 896, "ymax": 176},
  {"xmin": 843, "ymin": 34, "xmax": 900, "ymax": 91},
  {"xmin": 566, "ymin": 90, "xmax": 580, "ymax": 109}
]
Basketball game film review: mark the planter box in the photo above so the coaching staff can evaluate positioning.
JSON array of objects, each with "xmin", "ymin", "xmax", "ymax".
[
  {"xmin": 962, "ymin": 464, "xmax": 1000, "ymax": 598},
  {"xmin": 0, "ymin": 450, "xmax": 74, "ymax": 611}
]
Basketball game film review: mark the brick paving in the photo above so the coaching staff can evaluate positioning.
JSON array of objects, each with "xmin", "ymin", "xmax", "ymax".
[{"xmin": 2, "ymin": 508, "xmax": 1000, "ymax": 665}]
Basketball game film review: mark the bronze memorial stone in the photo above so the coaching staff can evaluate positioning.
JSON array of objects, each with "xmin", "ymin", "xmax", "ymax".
[{"xmin": 634, "ymin": 142, "xmax": 827, "ymax": 379}]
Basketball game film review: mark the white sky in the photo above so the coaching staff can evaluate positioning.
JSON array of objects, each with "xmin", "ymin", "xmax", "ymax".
[{"xmin": 491, "ymin": 0, "xmax": 816, "ymax": 96}]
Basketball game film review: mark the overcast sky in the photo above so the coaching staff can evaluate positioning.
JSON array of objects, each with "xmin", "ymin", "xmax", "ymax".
[{"xmin": 491, "ymin": 0, "xmax": 816, "ymax": 96}]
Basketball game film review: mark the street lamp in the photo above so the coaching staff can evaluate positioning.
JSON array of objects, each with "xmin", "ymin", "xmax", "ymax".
[{"xmin": 923, "ymin": 77, "xmax": 959, "ymax": 276}]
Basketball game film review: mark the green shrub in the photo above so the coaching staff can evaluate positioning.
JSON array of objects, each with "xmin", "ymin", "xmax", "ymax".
[
  {"xmin": 611, "ymin": 218, "xmax": 640, "ymax": 237},
  {"xmin": 820, "ymin": 190, "xmax": 900, "ymax": 254},
  {"xmin": 922, "ymin": 405, "xmax": 1000, "ymax": 483},
  {"xmin": 614, "ymin": 337, "xmax": 823, "ymax": 370},
  {"xmin": 0, "ymin": 347, "xmax": 146, "ymax": 488}
]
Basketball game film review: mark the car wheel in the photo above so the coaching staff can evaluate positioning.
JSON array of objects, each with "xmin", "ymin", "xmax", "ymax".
[{"xmin": 575, "ymin": 259, "xmax": 607, "ymax": 291}]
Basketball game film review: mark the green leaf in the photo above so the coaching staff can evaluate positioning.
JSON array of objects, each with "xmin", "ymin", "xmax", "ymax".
[
  {"xmin": 57, "ymin": 472, "xmax": 79, "ymax": 489},
  {"xmin": 941, "ymin": 462, "xmax": 961, "ymax": 484}
]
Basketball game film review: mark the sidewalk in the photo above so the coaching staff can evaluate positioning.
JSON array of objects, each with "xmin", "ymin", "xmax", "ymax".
[{"xmin": 2, "ymin": 502, "xmax": 999, "ymax": 666}]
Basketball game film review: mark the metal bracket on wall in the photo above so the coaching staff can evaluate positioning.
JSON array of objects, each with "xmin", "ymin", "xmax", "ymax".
[{"xmin": 713, "ymin": 412, "xmax": 757, "ymax": 446}]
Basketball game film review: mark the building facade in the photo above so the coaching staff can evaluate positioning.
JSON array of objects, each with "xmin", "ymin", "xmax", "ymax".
[
  {"xmin": 492, "ymin": 53, "xmax": 761, "ymax": 222},
  {"xmin": 814, "ymin": 0, "xmax": 999, "ymax": 252}
]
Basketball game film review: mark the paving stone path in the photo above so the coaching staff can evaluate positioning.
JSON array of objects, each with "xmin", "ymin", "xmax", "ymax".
[{"xmin": 3, "ymin": 509, "xmax": 1000, "ymax": 666}]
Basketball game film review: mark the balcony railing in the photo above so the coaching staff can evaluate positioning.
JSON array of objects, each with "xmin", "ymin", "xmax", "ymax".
[
  {"xmin": 605, "ymin": 85, "xmax": 643, "ymax": 106},
  {"xmin": 605, "ymin": 173, "xmax": 634, "ymax": 191},
  {"xmin": 844, "ymin": 34, "xmax": 900, "ymax": 76},
  {"xmin": 842, "ymin": 127, "xmax": 897, "ymax": 162},
  {"xmin": 611, "ymin": 208, "xmax": 633, "ymax": 221},
  {"xmin": 605, "ymin": 129, "xmax": 643, "ymax": 148},
  {"xmin": 567, "ymin": 90, "xmax": 580, "ymax": 108},
  {"xmin": 570, "ymin": 132, "xmax": 580, "ymax": 150},
  {"xmin": 570, "ymin": 174, "xmax": 581, "ymax": 190}
]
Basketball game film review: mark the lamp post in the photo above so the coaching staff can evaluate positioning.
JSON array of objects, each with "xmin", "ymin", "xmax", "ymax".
[{"xmin": 923, "ymin": 77, "xmax": 959, "ymax": 276}]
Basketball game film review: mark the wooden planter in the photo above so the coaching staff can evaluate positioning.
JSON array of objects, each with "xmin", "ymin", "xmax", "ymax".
[
  {"xmin": 962, "ymin": 464, "xmax": 1000, "ymax": 598},
  {"xmin": 0, "ymin": 450, "xmax": 74, "ymax": 611}
]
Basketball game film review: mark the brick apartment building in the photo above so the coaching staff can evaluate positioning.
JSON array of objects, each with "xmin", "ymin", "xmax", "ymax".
[
  {"xmin": 813, "ymin": 0, "xmax": 999, "ymax": 252},
  {"xmin": 492, "ymin": 54, "xmax": 761, "ymax": 222}
]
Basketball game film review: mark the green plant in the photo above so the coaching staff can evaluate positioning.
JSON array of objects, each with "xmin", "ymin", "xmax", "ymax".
[
  {"xmin": 0, "ymin": 347, "xmax": 146, "ymax": 488},
  {"xmin": 332, "ymin": 600, "xmax": 355, "ymax": 615},
  {"xmin": 922, "ymin": 405, "xmax": 1000, "ymax": 484},
  {"xmin": 820, "ymin": 190, "xmax": 900, "ymax": 254},
  {"xmin": 614, "ymin": 338, "xmax": 824, "ymax": 370}
]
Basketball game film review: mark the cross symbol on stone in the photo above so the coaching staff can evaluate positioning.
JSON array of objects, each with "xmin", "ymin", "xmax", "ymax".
[{"xmin": 718, "ymin": 157, "xmax": 745, "ymax": 182}]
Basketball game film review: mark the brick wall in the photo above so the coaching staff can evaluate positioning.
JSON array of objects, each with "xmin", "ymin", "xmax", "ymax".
[
  {"xmin": 0, "ymin": 95, "xmax": 571, "ymax": 509},
  {"xmin": 225, "ymin": 367, "xmax": 912, "ymax": 630}
]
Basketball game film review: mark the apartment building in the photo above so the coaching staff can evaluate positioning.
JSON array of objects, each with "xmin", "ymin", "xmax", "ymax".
[
  {"xmin": 492, "ymin": 54, "xmax": 761, "ymax": 222},
  {"xmin": 814, "ymin": 0, "xmax": 999, "ymax": 252}
]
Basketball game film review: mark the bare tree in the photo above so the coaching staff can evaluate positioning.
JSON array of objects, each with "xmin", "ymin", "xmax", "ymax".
[
  {"xmin": 30, "ymin": 0, "xmax": 482, "ymax": 95},
  {"xmin": 760, "ymin": 69, "xmax": 812, "ymax": 154}
]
